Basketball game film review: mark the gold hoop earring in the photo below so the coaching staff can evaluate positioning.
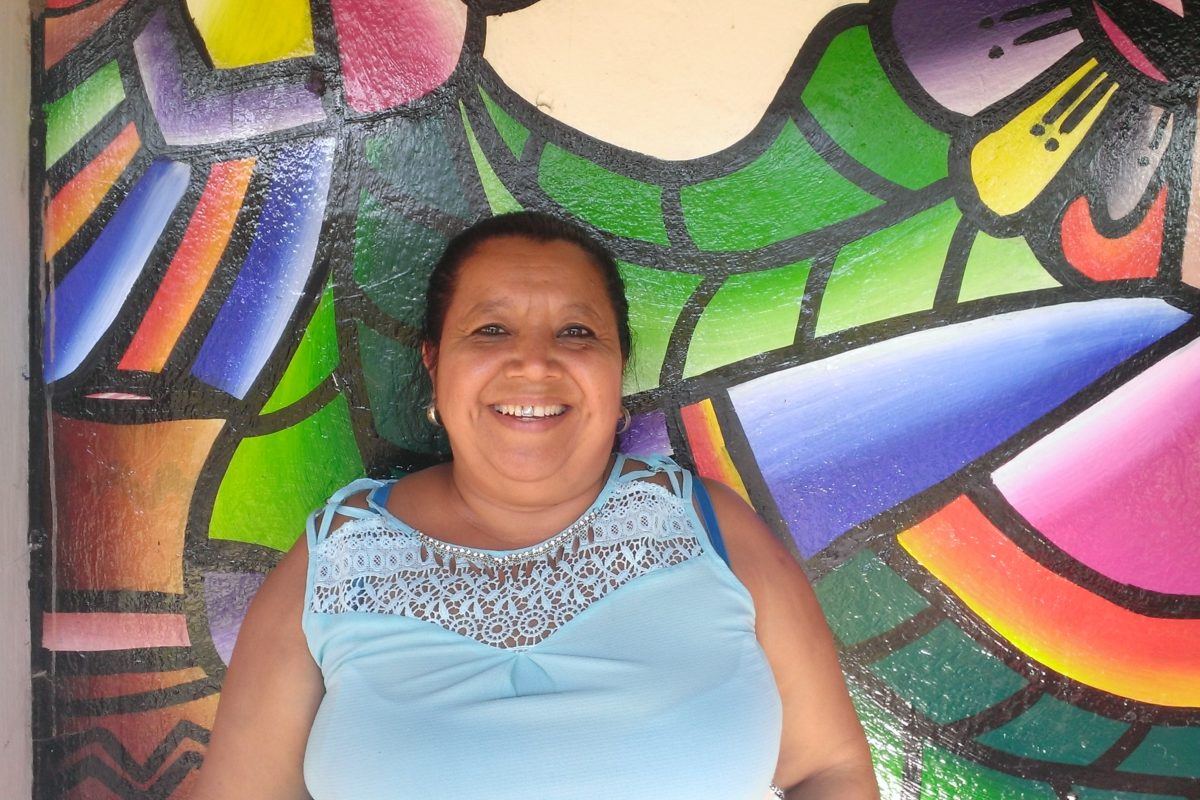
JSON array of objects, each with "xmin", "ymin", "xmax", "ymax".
[
  {"xmin": 615, "ymin": 406, "xmax": 631, "ymax": 435},
  {"xmin": 426, "ymin": 402, "xmax": 443, "ymax": 428}
]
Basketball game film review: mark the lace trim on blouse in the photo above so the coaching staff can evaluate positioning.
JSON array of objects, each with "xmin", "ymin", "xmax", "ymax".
[{"xmin": 309, "ymin": 467, "xmax": 706, "ymax": 650}]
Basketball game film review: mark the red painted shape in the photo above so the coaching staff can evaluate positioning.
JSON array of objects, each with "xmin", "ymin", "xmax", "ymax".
[
  {"xmin": 44, "ymin": 0, "xmax": 131, "ymax": 68},
  {"xmin": 1061, "ymin": 186, "xmax": 1166, "ymax": 280},
  {"xmin": 331, "ymin": 0, "xmax": 467, "ymax": 113}
]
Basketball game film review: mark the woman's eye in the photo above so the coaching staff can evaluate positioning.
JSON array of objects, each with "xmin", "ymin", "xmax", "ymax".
[
  {"xmin": 560, "ymin": 325, "xmax": 594, "ymax": 338},
  {"xmin": 475, "ymin": 324, "xmax": 506, "ymax": 336}
]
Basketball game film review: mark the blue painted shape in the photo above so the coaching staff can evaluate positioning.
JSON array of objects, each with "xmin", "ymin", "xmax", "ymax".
[
  {"xmin": 728, "ymin": 299, "xmax": 1191, "ymax": 556},
  {"xmin": 192, "ymin": 138, "xmax": 335, "ymax": 398},
  {"xmin": 43, "ymin": 159, "xmax": 191, "ymax": 382}
]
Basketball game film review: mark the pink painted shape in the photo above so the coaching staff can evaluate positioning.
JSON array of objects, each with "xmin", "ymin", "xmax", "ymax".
[
  {"xmin": 1093, "ymin": 1, "xmax": 1168, "ymax": 83},
  {"xmin": 994, "ymin": 337, "xmax": 1200, "ymax": 595},
  {"xmin": 331, "ymin": 0, "xmax": 467, "ymax": 113},
  {"xmin": 42, "ymin": 612, "xmax": 191, "ymax": 650},
  {"xmin": 1150, "ymin": 0, "xmax": 1184, "ymax": 16}
]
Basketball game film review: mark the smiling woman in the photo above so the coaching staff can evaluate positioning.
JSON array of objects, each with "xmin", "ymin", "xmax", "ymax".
[{"xmin": 192, "ymin": 212, "xmax": 878, "ymax": 800}]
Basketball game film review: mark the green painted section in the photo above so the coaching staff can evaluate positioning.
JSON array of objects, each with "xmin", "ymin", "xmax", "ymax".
[
  {"xmin": 1074, "ymin": 788, "xmax": 1185, "ymax": 800},
  {"xmin": 680, "ymin": 120, "xmax": 882, "ymax": 252},
  {"xmin": 479, "ymin": 87, "xmax": 530, "ymax": 159},
  {"xmin": 209, "ymin": 394, "xmax": 364, "ymax": 551},
  {"xmin": 44, "ymin": 60, "xmax": 125, "ymax": 168},
  {"xmin": 461, "ymin": 103, "xmax": 522, "ymax": 214},
  {"xmin": 261, "ymin": 286, "xmax": 338, "ymax": 414},
  {"xmin": 357, "ymin": 323, "xmax": 444, "ymax": 454},
  {"xmin": 618, "ymin": 262, "xmax": 701, "ymax": 394},
  {"xmin": 921, "ymin": 745, "xmax": 1056, "ymax": 799},
  {"xmin": 538, "ymin": 144, "xmax": 669, "ymax": 245},
  {"xmin": 976, "ymin": 694, "xmax": 1127, "ymax": 765},
  {"xmin": 870, "ymin": 621, "xmax": 1026, "ymax": 724},
  {"xmin": 848, "ymin": 685, "xmax": 905, "ymax": 799},
  {"xmin": 363, "ymin": 116, "xmax": 471, "ymax": 218},
  {"xmin": 684, "ymin": 260, "xmax": 811, "ymax": 377},
  {"xmin": 802, "ymin": 26, "xmax": 949, "ymax": 190},
  {"xmin": 354, "ymin": 190, "xmax": 448, "ymax": 326},
  {"xmin": 959, "ymin": 231, "xmax": 1061, "ymax": 302},
  {"xmin": 815, "ymin": 200, "xmax": 960, "ymax": 336},
  {"xmin": 1119, "ymin": 726, "xmax": 1200, "ymax": 779},
  {"xmin": 814, "ymin": 549, "xmax": 930, "ymax": 647}
]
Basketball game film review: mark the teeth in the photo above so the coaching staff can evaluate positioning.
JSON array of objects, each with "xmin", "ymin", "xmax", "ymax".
[{"xmin": 493, "ymin": 404, "xmax": 566, "ymax": 418}]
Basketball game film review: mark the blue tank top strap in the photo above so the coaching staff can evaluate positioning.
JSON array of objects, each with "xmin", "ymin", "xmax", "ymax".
[
  {"xmin": 307, "ymin": 477, "xmax": 387, "ymax": 545},
  {"xmin": 690, "ymin": 478, "xmax": 731, "ymax": 568}
]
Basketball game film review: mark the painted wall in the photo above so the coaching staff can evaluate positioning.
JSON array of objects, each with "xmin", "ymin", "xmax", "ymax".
[
  {"xmin": 3, "ymin": 0, "xmax": 32, "ymax": 798},
  {"xmin": 30, "ymin": 0, "xmax": 1200, "ymax": 797}
]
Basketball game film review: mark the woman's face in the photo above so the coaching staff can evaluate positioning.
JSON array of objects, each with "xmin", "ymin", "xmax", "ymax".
[{"xmin": 426, "ymin": 235, "xmax": 626, "ymax": 490}]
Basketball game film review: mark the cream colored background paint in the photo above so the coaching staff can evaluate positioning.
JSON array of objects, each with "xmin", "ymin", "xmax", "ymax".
[
  {"xmin": 2, "ymin": 0, "xmax": 31, "ymax": 796},
  {"xmin": 485, "ymin": 0, "xmax": 857, "ymax": 159}
]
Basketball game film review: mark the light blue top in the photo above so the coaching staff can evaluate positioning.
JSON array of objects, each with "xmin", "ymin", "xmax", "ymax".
[{"xmin": 302, "ymin": 454, "xmax": 782, "ymax": 799}]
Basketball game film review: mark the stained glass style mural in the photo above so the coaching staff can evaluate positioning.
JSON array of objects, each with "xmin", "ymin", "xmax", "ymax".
[{"xmin": 30, "ymin": 0, "xmax": 1200, "ymax": 797}]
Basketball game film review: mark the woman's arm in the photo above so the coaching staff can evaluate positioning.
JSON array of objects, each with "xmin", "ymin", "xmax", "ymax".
[
  {"xmin": 191, "ymin": 536, "xmax": 324, "ymax": 800},
  {"xmin": 702, "ymin": 478, "xmax": 880, "ymax": 800}
]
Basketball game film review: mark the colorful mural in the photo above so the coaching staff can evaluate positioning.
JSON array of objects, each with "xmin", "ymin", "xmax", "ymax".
[{"xmin": 30, "ymin": 0, "xmax": 1200, "ymax": 797}]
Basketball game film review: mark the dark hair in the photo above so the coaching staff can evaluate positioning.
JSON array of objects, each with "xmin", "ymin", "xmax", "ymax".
[{"xmin": 420, "ymin": 212, "xmax": 632, "ymax": 363}]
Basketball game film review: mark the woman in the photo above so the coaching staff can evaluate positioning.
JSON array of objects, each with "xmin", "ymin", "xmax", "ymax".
[{"xmin": 195, "ymin": 212, "xmax": 878, "ymax": 799}]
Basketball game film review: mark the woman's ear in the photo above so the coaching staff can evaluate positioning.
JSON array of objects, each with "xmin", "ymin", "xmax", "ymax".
[{"xmin": 421, "ymin": 342, "xmax": 437, "ymax": 381}]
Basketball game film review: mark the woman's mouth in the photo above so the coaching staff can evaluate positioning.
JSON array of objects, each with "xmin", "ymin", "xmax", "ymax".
[{"xmin": 491, "ymin": 403, "xmax": 568, "ymax": 420}]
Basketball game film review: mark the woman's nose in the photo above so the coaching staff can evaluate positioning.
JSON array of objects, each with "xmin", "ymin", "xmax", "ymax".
[{"xmin": 507, "ymin": 336, "xmax": 558, "ymax": 378}]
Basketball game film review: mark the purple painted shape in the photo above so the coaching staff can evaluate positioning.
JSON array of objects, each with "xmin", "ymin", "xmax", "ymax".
[
  {"xmin": 620, "ymin": 409, "xmax": 672, "ymax": 456},
  {"xmin": 995, "ymin": 336, "xmax": 1200, "ymax": 596},
  {"xmin": 204, "ymin": 571, "xmax": 266, "ymax": 665},
  {"xmin": 44, "ymin": 159, "xmax": 190, "ymax": 382},
  {"xmin": 192, "ymin": 138, "xmax": 335, "ymax": 398},
  {"xmin": 133, "ymin": 11, "xmax": 324, "ymax": 145},
  {"xmin": 728, "ymin": 299, "xmax": 1188, "ymax": 557},
  {"xmin": 891, "ymin": 0, "xmax": 1083, "ymax": 116}
]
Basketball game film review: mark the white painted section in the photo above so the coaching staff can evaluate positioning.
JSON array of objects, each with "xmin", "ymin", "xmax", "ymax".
[
  {"xmin": 485, "ymin": 0, "xmax": 857, "ymax": 160},
  {"xmin": 0, "ymin": 0, "xmax": 32, "ymax": 796}
]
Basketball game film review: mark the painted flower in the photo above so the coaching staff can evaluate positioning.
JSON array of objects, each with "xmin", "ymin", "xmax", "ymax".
[{"xmin": 888, "ymin": 0, "xmax": 1199, "ymax": 285}]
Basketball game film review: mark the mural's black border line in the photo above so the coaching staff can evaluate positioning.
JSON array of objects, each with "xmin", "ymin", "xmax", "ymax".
[
  {"xmin": 932, "ymin": 216, "xmax": 977, "ymax": 309},
  {"xmin": 50, "ymin": 647, "xmax": 196, "ymax": 677},
  {"xmin": 50, "ymin": 720, "xmax": 209, "ymax": 798},
  {"xmin": 842, "ymin": 606, "xmax": 943, "ymax": 666},
  {"xmin": 55, "ymin": 590, "xmax": 183, "ymax": 614},
  {"xmin": 968, "ymin": 481, "xmax": 1200, "ymax": 619},
  {"xmin": 58, "ymin": 677, "xmax": 219, "ymax": 718},
  {"xmin": 794, "ymin": 251, "xmax": 837, "ymax": 344}
]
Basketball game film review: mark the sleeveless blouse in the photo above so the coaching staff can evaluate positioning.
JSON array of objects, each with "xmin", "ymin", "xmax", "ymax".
[{"xmin": 302, "ymin": 454, "xmax": 783, "ymax": 799}]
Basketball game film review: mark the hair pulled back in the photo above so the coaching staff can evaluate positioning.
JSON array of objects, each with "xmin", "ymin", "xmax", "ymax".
[{"xmin": 420, "ymin": 212, "xmax": 632, "ymax": 363}]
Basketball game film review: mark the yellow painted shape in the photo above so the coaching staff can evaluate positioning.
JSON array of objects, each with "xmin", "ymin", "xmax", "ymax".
[
  {"xmin": 971, "ymin": 60, "xmax": 1117, "ymax": 217},
  {"xmin": 186, "ymin": 0, "xmax": 314, "ymax": 68}
]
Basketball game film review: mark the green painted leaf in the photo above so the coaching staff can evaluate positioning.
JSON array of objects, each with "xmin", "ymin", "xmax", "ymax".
[
  {"xmin": 210, "ymin": 394, "xmax": 364, "ymax": 551},
  {"xmin": 802, "ymin": 26, "xmax": 949, "ymax": 189}
]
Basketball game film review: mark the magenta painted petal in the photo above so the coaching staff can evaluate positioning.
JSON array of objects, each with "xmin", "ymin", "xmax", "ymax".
[
  {"xmin": 332, "ymin": 0, "xmax": 467, "ymax": 114},
  {"xmin": 891, "ymin": 0, "xmax": 1083, "ymax": 115},
  {"xmin": 994, "ymin": 335, "xmax": 1200, "ymax": 596},
  {"xmin": 1090, "ymin": 103, "xmax": 1172, "ymax": 222}
]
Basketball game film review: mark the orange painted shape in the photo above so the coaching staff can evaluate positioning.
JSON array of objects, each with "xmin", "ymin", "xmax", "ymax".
[
  {"xmin": 899, "ymin": 496, "xmax": 1200, "ymax": 707},
  {"xmin": 44, "ymin": 122, "xmax": 140, "ymax": 259},
  {"xmin": 680, "ymin": 398, "xmax": 751, "ymax": 503},
  {"xmin": 53, "ymin": 414, "xmax": 225, "ymax": 593},
  {"xmin": 42, "ymin": 612, "xmax": 191, "ymax": 650},
  {"xmin": 119, "ymin": 158, "xmax": 254, "ymax": 372},
  {"xmin": 1061, "ymin": 187, "xmax": 1166, "ymax": 280},
  {"xmin": 61, "ymin": 668, "xmax": 207, "ymax": 702},
  {"xmin": 44, "ymin": 0, "xmax": 131, "ymax": 68}
]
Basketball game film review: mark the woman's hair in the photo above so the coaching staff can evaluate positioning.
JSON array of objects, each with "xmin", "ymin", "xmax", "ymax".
[{"xmin": 420, "ymin": 212, "xmax": 632, "ymax": 363}]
